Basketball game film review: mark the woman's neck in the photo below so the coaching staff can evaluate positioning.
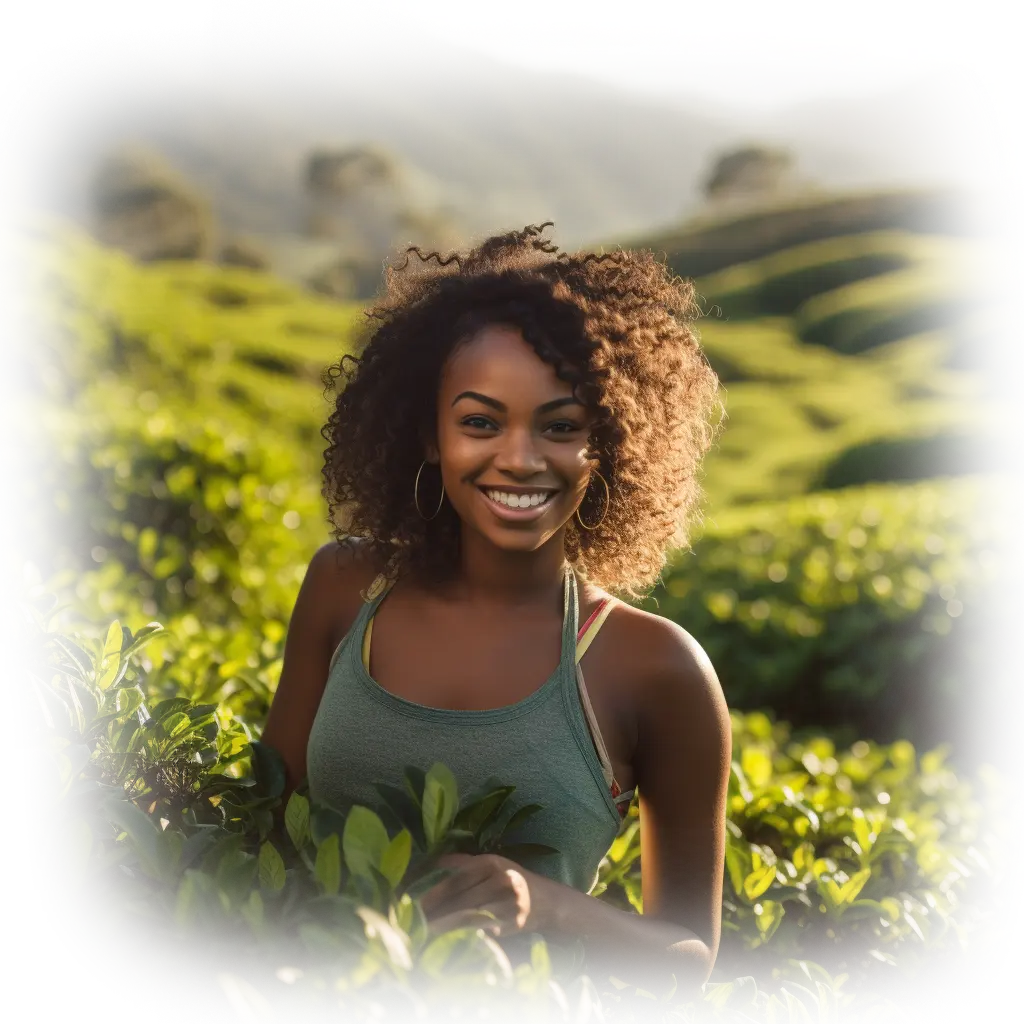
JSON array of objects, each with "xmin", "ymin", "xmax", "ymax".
[{"xmin": 434, "ymin": 528, "xmax": 570, "ymax": 609}]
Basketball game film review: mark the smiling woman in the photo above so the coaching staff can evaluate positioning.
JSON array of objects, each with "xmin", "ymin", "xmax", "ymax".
[{"xmin": 261, "ymin": 224, "xmax": 730, "ymax": 995}]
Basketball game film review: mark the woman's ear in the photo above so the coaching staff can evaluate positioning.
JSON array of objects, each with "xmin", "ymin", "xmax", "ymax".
[{"xmin": 423, "ymin": 438, "xmax": 440, "ymax": 464}]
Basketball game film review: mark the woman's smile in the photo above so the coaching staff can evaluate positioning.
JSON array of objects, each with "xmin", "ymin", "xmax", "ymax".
[{"xmin": 476, "ymin": 485, "xmax": 560, "ymax": 523}]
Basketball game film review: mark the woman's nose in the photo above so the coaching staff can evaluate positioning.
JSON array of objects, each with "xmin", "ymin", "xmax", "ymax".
[{"xmin": 492, "ymin": 426, "xmax": 545, "ymax": 475}]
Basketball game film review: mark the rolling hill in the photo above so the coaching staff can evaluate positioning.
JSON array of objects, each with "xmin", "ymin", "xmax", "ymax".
[{"xmin": 6, "ymin": 9, "xmax": 999, "ymax": 258}]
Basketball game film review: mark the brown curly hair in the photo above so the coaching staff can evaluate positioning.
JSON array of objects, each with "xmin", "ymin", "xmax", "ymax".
[{"xmin": 321, "ymin": 224, "xmax": 721, "ymax": 600}]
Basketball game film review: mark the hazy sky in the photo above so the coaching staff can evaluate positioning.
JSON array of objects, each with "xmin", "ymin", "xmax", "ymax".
[
  {"xmin": 428, "ymin": 30, "xmax": 933, "ymax": 114},
  {"xmin": 389, "ymin": 2, "xmax": 1015, "ymax": 175}
]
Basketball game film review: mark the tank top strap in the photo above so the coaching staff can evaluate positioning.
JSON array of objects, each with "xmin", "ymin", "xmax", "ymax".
[{"xmin": 562, "ymin": 563, "xmax": 580, "ymax": 668}]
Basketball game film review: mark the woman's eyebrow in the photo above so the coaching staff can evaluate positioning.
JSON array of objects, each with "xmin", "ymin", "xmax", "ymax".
[{"xmin": 451, "ymin": 391, "xmax": 583, "ymax": 414}]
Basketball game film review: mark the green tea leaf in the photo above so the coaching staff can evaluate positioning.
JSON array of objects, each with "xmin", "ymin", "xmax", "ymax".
[
  {"xmin": 343, "ymin": 805, "xmax": 390, "ymax": 879},
  {"xmin": 284, "ymin": 792, "xmax": 310, "ymax": 851},
  {"xmin": 728, "ymin": 976, "xmax": 758, "ymax": 1008},
  {"xmin": 703, "ymin": 981, "xmax": 736, "ymax": 1010},
  {"xmin": 767, "ymin": 994, "xmax": 787, "ymax": 1020},
  {"xmin": 403, "ymin": 765, "xmax": 426, "ymax": 808},
  {"xmin": 755, "ymin": 900, "xmax": 785, "ymax": 941},
  {"xmin": 815, "ymin": 978, "xmax": 839, "ymax": 1024},
  {"xmin": 743, "ymin": 863, "xmax": 776, "ymax": 902},
  {"xmin": 258, "ymin": 841, "xmax": 286, "ymax": 892},
  {"xmin": 380, "ymin": 829, "xmax": 412, "ymax": 888},
  {"xmin": 315, "ymin": 833, "xmax": 341, "ymax": 895},
  {"xmin": 356, "ymin": 906, "xmax": 412, "ymax": 971},
  {"xmin": 25, "ymin": 671, "xmax": 72, "ymax": 737},
  {"xmin": 500, "ymin": 802, "xmax": 543, "ymax": 836},
  {"xmin": 453, "ymin": 785, "xmax": 516, "ymax": 835},
  {"xmin": 837, "ymin": 867, "xmax": 871, "ymax": 905},
  {"xmin": 101, "ymin": 614, "xmax": 123, "ymax": 663},
  {"xmin": 782, "ymin": 985, "xmax": 817, "ymax": 1024},
  {"xmin": 422, "ymin": 763, "xmax": 458, "ymax": 849}
]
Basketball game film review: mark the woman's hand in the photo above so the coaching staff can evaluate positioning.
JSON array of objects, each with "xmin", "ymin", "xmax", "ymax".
[{"xmin": 418, "ymin": 853, "xmax": 556, "ymax": 938}]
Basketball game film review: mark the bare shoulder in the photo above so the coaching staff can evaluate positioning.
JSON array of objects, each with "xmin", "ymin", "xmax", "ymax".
[
  {"xmin": 607, "ymin": 598, "xmax": 721, "ymax": 688},
  {"xmin": 608, "ymin": 600, "xmax": 729, "ymax": 737},
  {"xmin": 301, "ymin": 537, "xmax": 387, "ymax": 649}
]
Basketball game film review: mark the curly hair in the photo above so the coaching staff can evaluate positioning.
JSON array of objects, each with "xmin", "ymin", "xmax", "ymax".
[{"xmin": 321, "ymin": 223, "xmax": 721, "ymax": 600}]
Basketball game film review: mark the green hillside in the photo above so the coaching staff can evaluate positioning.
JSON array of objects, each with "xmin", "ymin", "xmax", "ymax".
[
  {"xmin": 27, "ymin": 209, "xmax": 1002, "ymax": 1014},
  {"xmin": 6, "ymin": 203, "xmax": 1015, "ymax": 520}
]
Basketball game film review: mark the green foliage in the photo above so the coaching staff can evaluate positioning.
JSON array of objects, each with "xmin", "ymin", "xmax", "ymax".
[
  {"xmin": 35, "ymin": 609, "xmax": 996, "ymax": 1021},
  {"xmin": 633, "ymin": 187, "xmax": 966, "ymax": 280},
  {"xmin": 643, "ymin": 478, "xmax": 1005, "ymax": 746},
  {"xmin": 695, "ymin": 230, "xmax": 931, "ymax": 320},
  {"xmin": 3, "ymin": 395, "xmax": 323, "ymax": 626},
  {"xmin": 1, "ymin": 205, "xmax": 360, "ymax": 446},
  {"xmin": 692, "ymin": 228, "xmax": 977, "ymax": 357},
  {"xmin": 811, "ymin": 421, "xmax": 1019, "ymax": 489},
  {"xmin": 793, "ymin": 261, "xmax": 975, "ymax": 356}
]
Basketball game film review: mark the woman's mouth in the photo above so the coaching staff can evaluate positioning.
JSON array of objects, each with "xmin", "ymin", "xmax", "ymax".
[{"xmin": 477, "ymin": 487, "xmax": 558, "ymax": 522}]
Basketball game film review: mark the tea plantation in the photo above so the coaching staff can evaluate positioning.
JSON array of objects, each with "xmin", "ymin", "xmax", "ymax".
[{"xmin": 25, "ymin": 211, "xmax": 1004, "ymax": 1022}]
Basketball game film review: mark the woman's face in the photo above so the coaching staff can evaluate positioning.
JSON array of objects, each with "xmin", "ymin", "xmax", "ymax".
[{"xmin": 428, "ymin": 322, "xmax": 596, "ymax": 554}]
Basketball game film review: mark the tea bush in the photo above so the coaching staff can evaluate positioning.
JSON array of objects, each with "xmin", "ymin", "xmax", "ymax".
[
  {"xmin": 634, "ymin": 187, "xmax": 965, "ymax": 280},
  {"xmin": 790, "ymin": 238, "xmax": 1007, "ymax": 358},
  {"xmin": 2, "ymin": 393, "xmax": 325, "ymax": 626},
  {"xmin": 28, "ymin": 219, "xmax": 361, "ymax": 409},
  {"xmin": 32, "ymin": 606, "xmax": 998, "ymax": 1023},
  {"xmin": 811, "ymin": 419, "xmax": 1019, "ymax": 491},
  {"xmin": 642, "ymin": 478, "xmax": 1005, "ymax": 748},
  {"xmin": 693, "ymin": 230, "xmax": 933, "ymax": 321}
]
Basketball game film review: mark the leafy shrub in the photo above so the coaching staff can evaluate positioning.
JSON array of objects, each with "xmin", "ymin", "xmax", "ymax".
[
  {"xmin": 794, "ymin": 236, "xmax": 1011, "ymax": 356},
  {"xmin": 632, "ymin": 187, "xmax": 967, "ymax": 279},
  {"xmin": 643, "ymin": 478, "xmax": 1005, "ymax": 749},
  {"xmin": 1, "ymin": 206, "xmax": 360, "ymax": 444},
  {"xmin": 695, "ymin": 231, "xmax": 927, "ymax": 320},
  {"xmin": 33, "ymin": 606, "xmax": 998, "ymax": 1022},
  {"xmin": 817, "ymin": 433, "xmax": 991, "ymax": 490},
  {"xmin": 0, "ymin": 206, "xmax": 209, "ymax": 399},
  {"xmin": 0, "ymin": 395, "xmax": 325, "ymax": 626},
  {"xmin": 598, "ymin": 711, "xmax": 997, "ymax": 990}
]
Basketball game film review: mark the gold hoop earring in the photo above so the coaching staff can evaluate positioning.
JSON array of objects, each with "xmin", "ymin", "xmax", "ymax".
[
  {"xmin": 575, "ymin": 468, "xmax": 610, "ymax": 531},
  {"xmin": 414, "ymin": 461, "xmax": 445, "ymax": 521}
]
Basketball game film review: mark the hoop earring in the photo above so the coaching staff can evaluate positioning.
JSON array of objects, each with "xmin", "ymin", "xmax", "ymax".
[
  {"xmin": 575, "ymin": 468, "xmax": 610, "ymax": 531},
  {"xmin": 414, "ymin": 461, "xmax": 445, "ymax": 521}
]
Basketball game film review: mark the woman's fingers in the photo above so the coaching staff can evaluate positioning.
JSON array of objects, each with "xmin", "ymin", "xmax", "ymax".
[{"xmin": 426, "ymin": 905, "xmax": 503, "ymax": 938}]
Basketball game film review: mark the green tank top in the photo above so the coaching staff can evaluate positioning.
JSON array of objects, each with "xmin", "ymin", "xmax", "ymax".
[{"xmin": 307, "ymin": 564, "xmax": 622, "ymax": 894}]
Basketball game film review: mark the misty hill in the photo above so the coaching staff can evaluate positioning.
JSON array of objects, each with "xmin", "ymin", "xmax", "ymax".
[
  {"xmin": 667, "ymin": 65, "xmax": 1003, "ymax": 194},
  {"xmin": 42, "ymin": 53, "xmax": 955, "ymax": 253}
]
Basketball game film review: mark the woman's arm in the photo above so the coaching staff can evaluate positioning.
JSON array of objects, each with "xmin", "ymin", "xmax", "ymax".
[
  {"xmin": 545, "ymin": 616, "xmax": 731, "ymax": 994},
  {"xmin": 261, "ymin": 539, "xmax": 379, "ymax": 794}
]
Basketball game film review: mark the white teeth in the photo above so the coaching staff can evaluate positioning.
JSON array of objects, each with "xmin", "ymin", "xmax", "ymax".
[{"xmin": 485, "ymin": 490, "xmax": 552, "ymax": 510}]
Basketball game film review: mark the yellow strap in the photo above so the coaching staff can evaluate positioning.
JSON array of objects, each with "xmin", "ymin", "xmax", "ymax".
[
  {"xmin": 362, "ymin": 616, "xmax": 374, "ymax": 673},
  {"xmin": 575, "ymin": 599, "xmax": 616, "ymax": 664},
  {"xmin": 362, "ymin": 585, "xmax": 615, "ymax": 673}
]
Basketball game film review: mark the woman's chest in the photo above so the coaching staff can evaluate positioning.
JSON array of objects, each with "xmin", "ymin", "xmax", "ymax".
[{"xmin": 361, "ymin": 593, "xmax": 641, "ymax": 794}]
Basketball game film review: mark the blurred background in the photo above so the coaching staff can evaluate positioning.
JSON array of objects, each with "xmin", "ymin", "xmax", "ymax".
[{"xmin": 5, "ymin": 2, "xmax": 1021, "ymax": 1018}]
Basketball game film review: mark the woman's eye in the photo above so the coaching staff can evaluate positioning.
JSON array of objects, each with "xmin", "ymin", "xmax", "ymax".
[{"xmin": 460, "ymin": 417, "xmax": 582, "ymax": 434}]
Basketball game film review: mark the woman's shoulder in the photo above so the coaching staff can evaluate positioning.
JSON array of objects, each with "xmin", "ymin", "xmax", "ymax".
[
  {"xmin": 303, "ymin": 538, "xmax": 388, "ymax": 646},
  {"xmin": 599, "ymin": 592, "xmax": 725, "ymax": 718}
]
